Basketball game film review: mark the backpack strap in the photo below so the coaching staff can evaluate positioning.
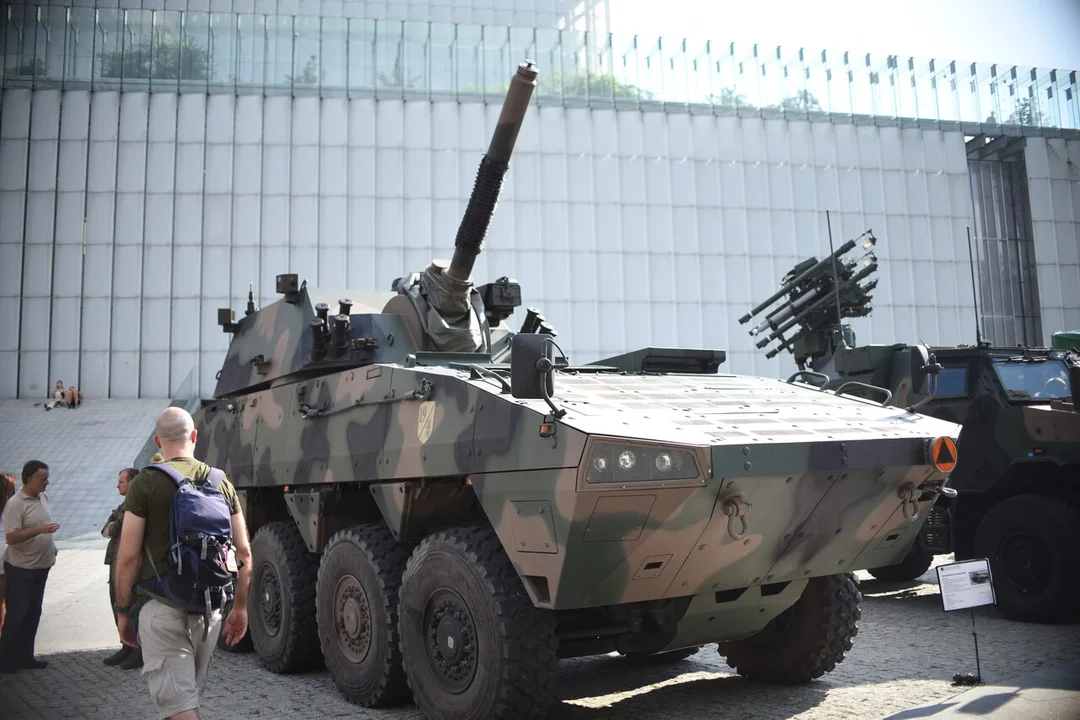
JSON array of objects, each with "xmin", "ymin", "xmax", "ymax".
[
  {"xmin": 204, "ymin": 468, "xmax": 225, "ymax": 491},
  {"xmin": 150, "ymin": 463, "xmax": 189, "ymax": 488},
  {"xmin": 150, "ymin": 463, "xmax": 225, "ymax": 490}
]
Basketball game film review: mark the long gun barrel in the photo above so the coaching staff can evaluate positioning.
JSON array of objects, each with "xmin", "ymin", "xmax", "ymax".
[
  {"xmin": 739, "ymin": 236, "xmax": 860, "ymax": 325},
  {"xmin": 448, "ymin": 61, "xmax": 539, "ymax": 282}
]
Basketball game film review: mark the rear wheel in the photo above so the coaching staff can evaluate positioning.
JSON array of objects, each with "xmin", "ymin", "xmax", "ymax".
[
  {"xmin": 249, "ymin": 521, "xmax": 323, "ymax": 672},
  {"xmin": 316, "ymin": 524, "xmax": 413, "ymax": 707},
  {"xmin": 718, "ymin": 573, "xmax": 861, "ymax": 684},
  {"xmin": 973, "ymin": 495, "xmax": 1080, "ymax": 623},
  {"xmin": 868, "ymin": 550, "xmax": 934, "ymax": 582},
  {"xmin": 398, "ymin": 526, "xmax": 559, "ymax": 720}
]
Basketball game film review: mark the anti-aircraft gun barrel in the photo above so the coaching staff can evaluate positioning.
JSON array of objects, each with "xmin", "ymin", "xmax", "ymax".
[
  {"xmin": 447, "ymin": 61, "xmax": 539, "ymax": 283},
  {"xmin": 739, "ymin": 238, "xmax": 858, "ymax": 325},
  {"xmin": 759, "ymin": 260, "xmax": 879, "ymax": 348},
  {"xmin": 761, "ymin": 262, "xmax": 879, "ymax": 358},
  {"xmin": 749, "ymin": 285, "xmax": 824, "ymax": 336}
]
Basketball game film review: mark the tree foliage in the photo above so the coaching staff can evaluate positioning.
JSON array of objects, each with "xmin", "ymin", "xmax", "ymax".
[
  {"xmin": 288, "ymin": 55, "xmax": 326, "ymax": 86},
  {"xmin": 99, "ymin": 30, "xmax": 208, "ymax": 81},
  {"xmin": 5, "ymin": 57, "xmax": 45, "ymax": 78},
  {"xmin": 1005, "ymin": 98, "xmax": 1045, "ymax": 127}
]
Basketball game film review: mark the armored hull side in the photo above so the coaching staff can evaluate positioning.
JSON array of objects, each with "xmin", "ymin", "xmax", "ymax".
[{"xmin": 195, "ymin": 365, "xmax": 959, "ymax": 615}]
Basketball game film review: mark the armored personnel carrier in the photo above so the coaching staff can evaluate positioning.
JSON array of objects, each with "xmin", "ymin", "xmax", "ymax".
[
  {"xmin": 742, "ymin": 233, "xmax": 1080, "ymax": 624},
  {"xmin": 190, "ymin": 62, "xmax": 962, "ymax": 719}
]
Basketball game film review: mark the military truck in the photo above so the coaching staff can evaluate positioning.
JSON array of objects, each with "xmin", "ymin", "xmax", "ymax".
[
  {"xmin": 741, "ymin": 233, "xmax": 1080, "ymax": 624},
  {"xmin": 186, "ymin": 62, "xmax": 962, "ymax": 719}
]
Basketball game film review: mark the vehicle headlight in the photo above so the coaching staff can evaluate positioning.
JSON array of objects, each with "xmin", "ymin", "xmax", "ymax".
[{"xmin": 585, "ymin": 441, "xmax": 700, "ymax": 484}]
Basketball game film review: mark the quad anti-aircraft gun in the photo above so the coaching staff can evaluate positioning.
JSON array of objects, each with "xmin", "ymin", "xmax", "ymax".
[
  {"xmin": 744, "ymin": 232, "xmax": 1080, "ymax": 625},
  {"xmin": 182, "ymin": 63, "xmax": 963, "ymax": 720},
  {"xmin": 741, "ymin": 229, "xmax": 879, "ymax": 374}
]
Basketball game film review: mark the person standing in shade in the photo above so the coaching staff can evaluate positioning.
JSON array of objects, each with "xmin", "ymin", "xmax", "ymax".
[
  {"xmin": 101, "ymin": 466, "xmax": 142, "ymax": 669},
  {"xmin": 0, "ymin": 460, "xmax": 59, "ymax": 674},
  {"xmin": 0, "ymin": 472, "xmax": 18, "ymax": 631}
]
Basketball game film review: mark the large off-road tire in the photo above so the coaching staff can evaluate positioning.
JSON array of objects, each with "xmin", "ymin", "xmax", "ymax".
[
  {"xmin": 216, "ymin": 598, "xmax": 254, "ymax": 653},
  {"xmin": 316, "ymin": 524, "xmax": 413, "ymax": 707},
  {"xmin": 398, "ymin": 526, "xmax": 559, "ymax": 720},
  {"xmin": 973, "ymin": 494, "xmax": 1080, "ymax": 624},
  {"xmin": 868, "ymin": 550, "xmax": 934, "ymax": 582},
  {"xmin": 718, "ymin": 573, "xmax": 861, "ymax": 684},
  {"xmin": 622, "ymin": 646, "xmax": 701, "ymax": 664},
  {"xmin": 249, "ymin": 520, "xmax": 323, "ymax": 673}
]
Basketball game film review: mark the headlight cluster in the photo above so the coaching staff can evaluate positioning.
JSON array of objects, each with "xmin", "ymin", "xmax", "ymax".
[{"xmin": 585, "ymin": 442, "xmax": 700, "ymax": 484}]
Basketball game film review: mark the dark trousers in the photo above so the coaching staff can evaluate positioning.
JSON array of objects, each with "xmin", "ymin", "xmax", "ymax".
[
  {"xmin": 107, "ymin": 567, "xmax": 119, "ymax": 628},
  {"xmin": 0, "ymin": 563, "xmax": 50, "ymax": 667}
]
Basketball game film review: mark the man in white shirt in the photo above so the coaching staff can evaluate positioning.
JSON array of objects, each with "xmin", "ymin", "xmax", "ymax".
[{"xmin": 0, "ymin": 460, "xmax": 60, "ymax": 674}]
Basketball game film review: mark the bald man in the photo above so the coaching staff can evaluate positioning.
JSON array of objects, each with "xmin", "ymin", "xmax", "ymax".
[{"xmin": 113, "ymin": 407, "xmax": 252, "ymax": 720}]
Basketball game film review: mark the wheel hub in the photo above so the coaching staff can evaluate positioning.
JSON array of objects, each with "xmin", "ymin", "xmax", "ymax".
[
  {"xmin": 1001, "ymin": 531, "xmax": 1052, "ymax": 594},
  {"xmin": 424, "ymin": 589, "xmax": 478, "ymax": 694},
  {"xmin": 258, "ymin": 564, "xmax": 283, "ymax": 635},
  {"xmin": 335, "ymin": 575, "xmax": 372, "ymax": 663}
]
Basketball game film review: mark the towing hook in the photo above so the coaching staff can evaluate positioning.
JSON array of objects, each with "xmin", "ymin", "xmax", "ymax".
[
  {"xmin": 722, "ymin": 494, "xmax": 752, "ymax": 541},
  {"xmin": 898, "ymin": 483, "xmax": 920, "ymax": 521}
]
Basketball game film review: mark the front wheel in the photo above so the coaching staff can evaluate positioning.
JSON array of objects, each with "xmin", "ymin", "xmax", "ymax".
[
  {"xmin": 718, "ymin": 573, "xmax": 861, "ymax": 684},
  {"xmin": 973, "ymin": 495, "xmax": 1080, "ymax": 624},
  {"xmin": 398, "ymin": 527, "xmax": 559, "ymax": 720}
]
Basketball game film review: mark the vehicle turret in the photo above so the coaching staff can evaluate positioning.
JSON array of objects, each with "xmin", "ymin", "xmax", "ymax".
[{"xmin": 210, "ymin": 61, "xmax": 541, "ymax": 399}]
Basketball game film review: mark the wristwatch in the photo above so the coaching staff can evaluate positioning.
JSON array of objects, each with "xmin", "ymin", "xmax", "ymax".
[{"xmin": 114, "ymin": 603, "xmax": 131, "ymax": 615}]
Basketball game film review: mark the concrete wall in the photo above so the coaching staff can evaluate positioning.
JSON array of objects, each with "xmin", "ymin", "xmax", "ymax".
[
  {"xmin": 1025, "ymin": 137, "xmax": 1080, "ymax": 341},
  {"xmin": 1, "ymin": 85, "xmax": 997, "ymax": 399}
]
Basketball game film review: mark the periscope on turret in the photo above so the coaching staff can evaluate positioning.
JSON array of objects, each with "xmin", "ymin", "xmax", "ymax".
[{"xmin": 182, "ymin": 62, "xmax": 965, "ymax": 720}]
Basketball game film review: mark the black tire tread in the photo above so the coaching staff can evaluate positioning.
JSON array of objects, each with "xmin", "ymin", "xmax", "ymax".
[
  {"xmin": 318, "ymin": 524, "xmax": 413, "ymax": 707},
  {"xmin": 251, "ymin": 520, "xmax": 322, "ymax": 673},
  {"xmin": 868, "ymin": 551, "xmax": 934, "ymax": 582},
  {"xmin": 400, "ymin": 526, "xmax": 559, "ymax": 720},
  {"xmin": 974, "ymin": 494, "xmax": 1080, "ymax": 623},
  {"xmin": 719, "ymin": 573, "xmax": 861, "ymax": 684}
]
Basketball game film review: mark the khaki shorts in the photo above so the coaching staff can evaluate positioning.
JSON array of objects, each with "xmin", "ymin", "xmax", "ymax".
[{"xmin": 137, "ymin": 598, "xmax": 223, "ymax": 720}]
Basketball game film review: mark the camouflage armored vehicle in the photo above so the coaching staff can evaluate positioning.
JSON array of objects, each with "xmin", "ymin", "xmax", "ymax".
[
  {"xmin": 741, "ymin": 234, "xmax": 1080, "ymax": 624},
  {"xmin": 188, "ymin": 62, "xmax": 962, "ymax": 719}
]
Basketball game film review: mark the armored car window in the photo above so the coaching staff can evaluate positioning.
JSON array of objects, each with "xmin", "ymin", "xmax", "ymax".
[
  {"xmin": 991, "ymin": 358, "xmax": 1071, "ymax": 401},
  {"xmin": 933, "ymin": 366, "xmax": 969, "ymax": 398}
]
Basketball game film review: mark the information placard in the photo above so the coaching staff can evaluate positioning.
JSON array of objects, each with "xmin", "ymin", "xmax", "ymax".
[{"xmin": 936, "ymin": 558, "xmax": 996, "ymax": 612}]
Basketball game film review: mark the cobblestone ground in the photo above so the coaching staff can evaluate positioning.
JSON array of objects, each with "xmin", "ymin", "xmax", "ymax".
[
  {"xmin": 1, "ymin": 548, "xmax": 1078, "ymax": 720},
  {"xmin": 0, "ymin": 398, "xmax": 169, "ymax": 541}
]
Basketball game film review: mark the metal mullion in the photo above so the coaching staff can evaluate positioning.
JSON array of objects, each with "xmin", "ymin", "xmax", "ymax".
[
  {"xmin": 136, "ymin": 10, "xmax": 156, "ymax": 398},
  {"xmin": 105, "ymin": 8, "xmax": 129, "ymax": 397},
  {"xmin": 46, "ymin": 6, "xmax": 68, "ymax": 395},
  {"xmin": 196, "ymin": 15, "xmax": 211, "ymax": 399},
  {"xmin": 13, "ymin": 7, "xmax": 37, "ymax": 397},
  {"xmin": 75, "ymin": 8, "xmax": 101, "ymax": 390}
]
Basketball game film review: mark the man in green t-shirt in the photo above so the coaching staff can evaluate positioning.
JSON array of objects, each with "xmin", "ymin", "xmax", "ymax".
[
  {"xmin": 113, "ymin": 407, "xmax": 252, "ymax": 720},
  {"xmin": 101, "ymin": 466, "xmax": 140, "ymax": 669}
]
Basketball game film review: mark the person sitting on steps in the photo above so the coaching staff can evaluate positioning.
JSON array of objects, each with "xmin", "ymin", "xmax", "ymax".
[{"xmin": 44, "ymin": 381, "xmax": 82, "ymax": 411}]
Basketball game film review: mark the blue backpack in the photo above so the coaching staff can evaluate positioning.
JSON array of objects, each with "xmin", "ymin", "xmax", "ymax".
[{"xmin": 138, "ymin": 463, "xmax": 237, "ymax": 631}]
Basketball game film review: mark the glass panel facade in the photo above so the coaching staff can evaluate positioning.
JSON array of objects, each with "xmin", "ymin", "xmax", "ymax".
[{"xmin": 2, "ymin": 3, "xmax": 1078, "ymax": 131}]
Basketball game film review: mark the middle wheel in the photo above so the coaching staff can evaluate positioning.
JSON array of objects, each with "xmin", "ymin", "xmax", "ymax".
[
  {"xmin": 398, "ymin": 526, "xmax": 559, "ymax": 720},
  {"xmin": 316, "ymin": 524, "xmax": 414, "ymax": 707}
]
